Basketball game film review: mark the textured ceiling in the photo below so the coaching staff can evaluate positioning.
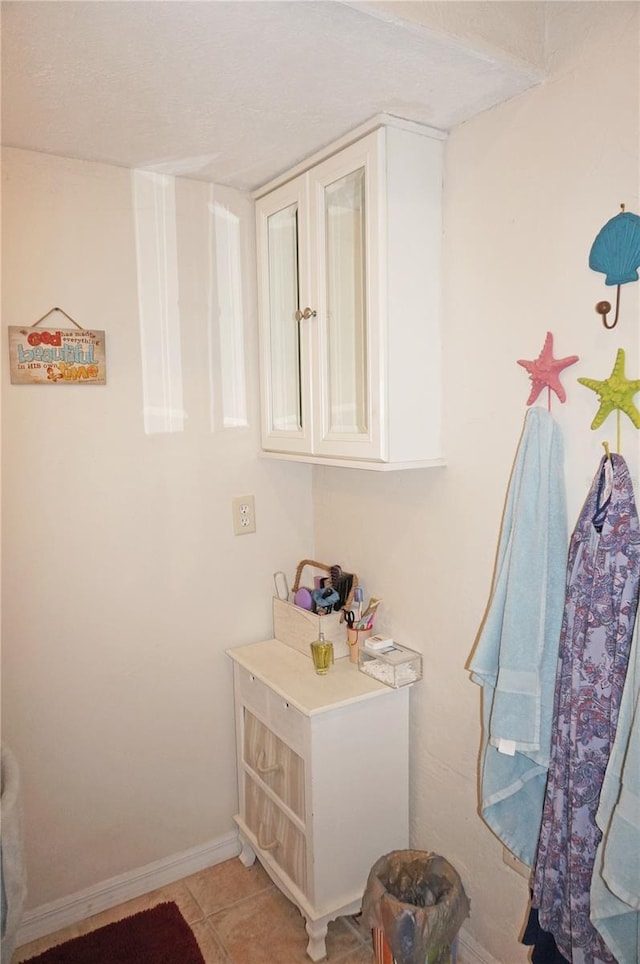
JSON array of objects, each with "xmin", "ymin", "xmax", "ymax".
[{"xmin": 1, "ymin": 0, "xmax": 544, "ymax": 192}]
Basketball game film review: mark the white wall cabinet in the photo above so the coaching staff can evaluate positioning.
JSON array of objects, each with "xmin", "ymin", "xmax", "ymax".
[
  {"xmin": 254, "ymin": 115, "xmax": 445, "ymax": 470},
  {"xmin": 227, "ymin": 639, "xmax": 410, "ymax": 961}
]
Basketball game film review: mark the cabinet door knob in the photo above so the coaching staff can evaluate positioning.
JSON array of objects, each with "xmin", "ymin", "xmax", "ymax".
[
  {"xmin": 256, "ymin": 751, "xmax": 282, "ymax": 776},
  {"xmin": 295, "ymin": 307, "xmax": 317, "ymax": 321},
  {"xmin": 257, "ymin": 823, "xmax": 279, "ymax": 851}
]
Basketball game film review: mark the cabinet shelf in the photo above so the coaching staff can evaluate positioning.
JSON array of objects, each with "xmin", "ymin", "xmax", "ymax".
[{"xmin": 260, "ymin": 449, "xmax": 447, "ymax": 471}]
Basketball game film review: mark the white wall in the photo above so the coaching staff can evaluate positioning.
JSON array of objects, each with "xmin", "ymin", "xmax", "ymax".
[
  {"xmin": 314, "ymin": 3, "xmax": 639, "ymax": 961},
  {"xmin": 1, "ymin": 149, "xmax": 314, "ymax": 909}
]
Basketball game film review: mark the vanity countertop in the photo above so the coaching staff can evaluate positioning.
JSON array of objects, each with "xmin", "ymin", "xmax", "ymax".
[{"xmin": 227, "ymin": 637, "xmax": 400, "ymax": 717}]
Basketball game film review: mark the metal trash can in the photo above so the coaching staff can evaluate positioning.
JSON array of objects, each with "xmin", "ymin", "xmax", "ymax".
[{"xmin": 362, "ymin": 850, "xmax": 470, "ymax": 964}]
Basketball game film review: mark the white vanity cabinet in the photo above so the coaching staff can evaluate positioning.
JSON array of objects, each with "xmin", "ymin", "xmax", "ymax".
[
  {"xmin": 254, "ymin": 115, "xmax": 445, "ymax": 469},
  {"xmin": 227, "ymin": 639, "xmax": 410, "ymax": 961}
]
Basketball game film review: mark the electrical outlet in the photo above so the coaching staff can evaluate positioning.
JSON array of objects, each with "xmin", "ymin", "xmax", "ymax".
[
  {"xmin": 232, "ymin": 495, "xmax": 256, "ymax": 535},
  {"xmin": 502, "ymin": 848, "xmax": 531, "ymax": 879}
]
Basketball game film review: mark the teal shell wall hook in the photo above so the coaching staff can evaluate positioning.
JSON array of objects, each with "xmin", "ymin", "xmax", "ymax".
[{"xmin": 589, "ymin": 204, "xmax": 640, "ymax": 329}]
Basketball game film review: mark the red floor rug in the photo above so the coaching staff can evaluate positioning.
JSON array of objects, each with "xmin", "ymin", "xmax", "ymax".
[{"xmin": 23, "ymin": 901, "xmax": 206, "ymax": 964}]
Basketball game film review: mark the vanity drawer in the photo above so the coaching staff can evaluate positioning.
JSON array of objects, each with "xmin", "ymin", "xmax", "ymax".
[
  {"xmin": 243, "ymin": 709, "xmax": 305, "ymax": 818},
  {"xmin": 267, "ymin": 688, "xmax": 305, "ymax": 754},
  {"xmin": 236, "ymin": 666, "xmax": 269, "ymax": 718},
  {"xmin": 235, "ymin": 666, "xmax": 306, "ymax": 755},
  {"xmin": 244, "ymin": 776, "xmax": 307, "ymax": 894}
]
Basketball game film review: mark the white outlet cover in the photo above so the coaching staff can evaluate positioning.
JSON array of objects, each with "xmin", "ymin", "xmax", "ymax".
[{"xmin": 232, "ymin": 495, "xmax": 256, "ymax": 535}]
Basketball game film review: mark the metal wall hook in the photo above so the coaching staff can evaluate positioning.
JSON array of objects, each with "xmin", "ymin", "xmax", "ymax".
[
  {"xmin": 595, "ymin": 284, "xmax": 621, "ymax": 329},
  {"xmin": 590, "ymin": 202, "xmax": 640, "ymax": 330}
]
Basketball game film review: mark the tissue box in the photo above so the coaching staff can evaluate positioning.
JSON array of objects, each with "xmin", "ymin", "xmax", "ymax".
[
  {"xmin": 273, "ymin": 597, "xmax": 349, "ymax": 660},
  {"xmin": 358, "ymin": 643, "xmax": 422, "ymax": 688}
]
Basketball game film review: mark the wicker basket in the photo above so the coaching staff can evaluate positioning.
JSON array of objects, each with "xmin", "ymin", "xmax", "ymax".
[{"xmin": 291, "ymin": 559, "xmax": 358, "ymax": 612}]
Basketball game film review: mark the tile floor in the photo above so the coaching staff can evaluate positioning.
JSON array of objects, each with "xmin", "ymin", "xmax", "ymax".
[{"xmin": 13, "ymin": 857, "xmax": 375, "ymax": 964}]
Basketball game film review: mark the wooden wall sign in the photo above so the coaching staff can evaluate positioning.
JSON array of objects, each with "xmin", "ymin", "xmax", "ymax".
[{"xmin": 8, "ymin": 321, "xmax": 107, "ymax": 385}]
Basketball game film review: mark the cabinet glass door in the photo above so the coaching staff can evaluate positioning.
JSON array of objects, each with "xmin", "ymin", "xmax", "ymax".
[
  {"xmin": 324, "ymin": 168, "xmax": 368, "ymax": 436},
  {"xmin": 266, "ymin": 203, "xmax": 302, "ymax": 433}
]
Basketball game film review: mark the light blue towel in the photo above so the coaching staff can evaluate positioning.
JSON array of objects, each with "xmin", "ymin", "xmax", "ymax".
[
  {"xmin": 591, "ymin": 622, "xmax": 640, "ymax": 964},
  {"xmin": 469, "ymin": 407, "xmax": 568, "ymax": 866}
]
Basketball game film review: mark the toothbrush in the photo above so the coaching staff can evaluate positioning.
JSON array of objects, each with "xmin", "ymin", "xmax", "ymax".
[
  {"xmin": 357, "ymin": 597, "xmax": 381, "ymax": 629},
  {"xmin": 354, "ymin": 587, "xmax": 363, "ymax": 622}
]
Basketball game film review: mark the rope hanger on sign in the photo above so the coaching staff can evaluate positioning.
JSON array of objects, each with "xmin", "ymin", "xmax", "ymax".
[{"xmin": 30, "ymin": 306, "xmax": 85, "ymax": 330}]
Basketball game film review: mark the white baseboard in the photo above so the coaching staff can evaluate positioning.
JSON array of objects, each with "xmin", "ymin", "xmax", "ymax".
[
  {"xmin": 456, "ymin": 927, "xmax": 501, "ymax": 964},
  {"xmin": 16, "ymin": 831, "xmax": 241, "ymax": 948},
  {"xmin": 17, "ymin": 835, "xmax": 498, "ymax": 964}
]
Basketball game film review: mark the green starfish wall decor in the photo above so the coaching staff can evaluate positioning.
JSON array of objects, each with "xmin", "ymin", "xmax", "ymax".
[{"xmin": 578, "ymin": 348, "xmax": 640, "ymax": 430}]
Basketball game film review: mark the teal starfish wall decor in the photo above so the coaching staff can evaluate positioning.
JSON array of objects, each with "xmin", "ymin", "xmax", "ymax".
[{"xmin": 578, "ymin": 348, "xmax": 640, "ymax": 429}]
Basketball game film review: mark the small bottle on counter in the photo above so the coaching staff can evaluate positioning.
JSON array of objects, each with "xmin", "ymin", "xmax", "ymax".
[{"xmin": 310, "ymin": 618, "xmax": 334, "ymax": 675}]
